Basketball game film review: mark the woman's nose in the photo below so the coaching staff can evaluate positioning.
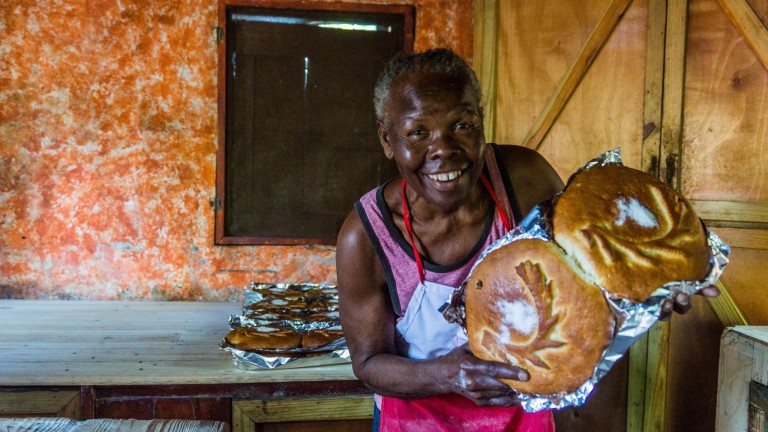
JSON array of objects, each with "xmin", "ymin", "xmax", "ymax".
[{"xmin": 428, "ymin": 132, "xmax": 460, "ymax": 159}]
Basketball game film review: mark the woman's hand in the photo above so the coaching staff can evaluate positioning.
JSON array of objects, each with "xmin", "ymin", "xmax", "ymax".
[
  {"xmin": 439, "ymin": 344, "xmax": 528, "ymax": 407},
  {"xmin": 659, "ymin": 285, "xmax": 721, "ymax": 320}
]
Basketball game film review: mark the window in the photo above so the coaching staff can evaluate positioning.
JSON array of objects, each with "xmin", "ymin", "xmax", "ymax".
[{"xmin": 215, "ymin": 1, "xmax": 414, "ymax": 245}]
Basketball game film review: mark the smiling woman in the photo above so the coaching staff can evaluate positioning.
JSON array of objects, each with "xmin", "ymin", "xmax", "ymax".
[
  {"xmin": 336, "ymin": 48, "xmax": 564, "ymax": 431},
  {"xmin": 216, "ymin": 3, "xmax": 413, "ymax": 245}
]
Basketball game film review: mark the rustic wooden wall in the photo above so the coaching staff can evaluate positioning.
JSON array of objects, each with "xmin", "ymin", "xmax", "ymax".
[
  {"xmin": 478, "ymin": 0, "xmax": 768, "ymax": 430},
  {"xmin": 495, "ymin": 0, "xmax": 648, "ymax": 175},
  {"xmin": 0, "ymin": 0, "xmax": 473, "ymax": 300}
]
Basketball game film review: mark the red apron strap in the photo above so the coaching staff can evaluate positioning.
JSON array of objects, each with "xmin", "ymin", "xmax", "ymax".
[
  {"xmin": 480, "ymin": 174, "xmax": 511, "ymax": 231},
  {"xmin": 401, "ymin": 173, "xmax": 511, "ymax": 284},
  {"xmin": 483, "ymin": 145, "xmax": 515, "ymax": 228},
  {"xmin": 402, "ymin": 179, "xmax": 426, "ymax": 283}
]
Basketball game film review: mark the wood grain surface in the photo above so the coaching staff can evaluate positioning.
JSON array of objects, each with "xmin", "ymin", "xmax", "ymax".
[{"xmin": 0, "ymin": 300, "xmax": 356, "ymax": 386}]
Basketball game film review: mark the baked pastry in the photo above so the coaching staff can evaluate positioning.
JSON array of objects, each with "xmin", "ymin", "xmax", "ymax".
[
  {"xmin": 465, "ymin": 239, "xmax": 614, "ymax": 395},
  {"xmin": 301, "ymin": 329, "xmax": 344, "ymax": 349},
  {"xmin": 224, "ymin": 327, "xmax": 302, "ymax": 351},
  {"xmin": 553, "ymin": 165, "xmax": 710, "ymax": 302}
]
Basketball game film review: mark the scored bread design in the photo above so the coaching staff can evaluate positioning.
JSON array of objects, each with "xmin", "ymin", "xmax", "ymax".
[
  {"xmin": 552, "ymin": 165, "xmax": 710, "ymax": 302},
  {"xmin": 465, "ymin": 239, "xmax": 614, "ymax": 395}
]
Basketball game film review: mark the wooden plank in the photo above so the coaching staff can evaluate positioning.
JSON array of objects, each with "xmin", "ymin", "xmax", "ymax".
[
  {"xmin": 641, "ymin": 0, "xmax": 667, "ymax": 178},
  {"xmin": 641, "ymin": 0, "xmax": 667, "ymax": 177},
  {"xmin": 522, "ymin": 0, "xmax": 634, "ymax": 151},
  {"xmin": 627, "ymin": 332, "xmax": 649, "ymax": 432},
  {"xmin": 473, "ymin": 0, "xmax": 499, "ymax": 143},
  {"xmin": 641, "ymin": 0, "xmax": 688, "ymax": 429},
  {"xmin": 717, "ymin": 0, "xmax": 768, "ymax": 71},
  {"xmin": 630, "ymin": 3, "xmax": 667, "ymax": 427},
  {"xmin": 692, "ymin": 200, "xmax": 768, "ymax": 225},
  {"xmin": 682, "ymin": 0, "xmax": 768, "ymax": 203},
  {"xmin": 0, "ymin": 300, "xmax": 357, "ymax": 387},
  {"xmin": 660, "ymin": 0, "xmax": 688, "ymax": 191},
  {"xmin": 710, "ymin": 227, "xmax": 768, "ymax": 249},
  {"xmin": 708, "ymin": 279, "xmax": 750, "ymax": 327},
  {"xmin": 643, "ymin": 320, "xmax": 670, "ymax": 432},
  {"xmin": 234, "ymin": 395, "xmax": 373, "ymax": 424},
  {"xmin": 0, "ymin": 390, "xmax": 79, "ymax": 417},
  {"xmin": 0, "ymin": 359, "xmax": 357, "ymax": 387}
]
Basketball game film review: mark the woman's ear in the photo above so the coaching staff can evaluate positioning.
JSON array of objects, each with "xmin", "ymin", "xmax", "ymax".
[{"xmin": 378, "ymin": 121, "xmax": 394, "ymax": 159}]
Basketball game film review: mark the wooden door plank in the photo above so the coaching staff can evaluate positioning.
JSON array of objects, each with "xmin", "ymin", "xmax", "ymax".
[
  {"xmin": 473, "ymin": 0, "xmax": 499, "ymax": 143},
  {"xmin": 717, "ymin": 0, "xmax": 768, "ymax": 71},
  {"xmin": 710, "ymin": 227, "xmax": 768, "ymax": 249},
  {"xmin": 692, "ymin": 200, "xmax": 768, "ymax": 226},
  {"xmin": 641, "ymin": 0, "xmax": 667, "ymax": 177},
  {"xmin": 643, "ymin": 320, "xmax": 671, "ymax": 432},
  {"xmin": 522, "ymin": 0, "xmax": 634, "ymax": 151},
  {"xmin": 628, "ymin": 2, "xmax": 669, "ymax": 429},
  {"xmin": 650, "ymin": 1, "xmax": 688, "ymax": 428},
  {"xmin": 708, "ymin": 279, "xmax": 750, "ymax": 327},
  {"xmin": 660, "ymin": 0, "xmax": 688, "ymax": 191},
  {"xmin": 627, "ymin": 332, "xmax": 650, "ymax": 432}
]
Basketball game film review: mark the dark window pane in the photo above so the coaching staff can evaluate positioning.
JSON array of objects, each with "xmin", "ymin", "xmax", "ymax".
[{"xmin": 217, "ymin": 5, "xmax": 410, "ymax": 244}]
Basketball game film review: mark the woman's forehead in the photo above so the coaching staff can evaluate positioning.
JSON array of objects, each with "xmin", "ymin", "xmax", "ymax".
[{"xmin": 388, "ymin": 73, "xmax": 479, "ymax": 112}]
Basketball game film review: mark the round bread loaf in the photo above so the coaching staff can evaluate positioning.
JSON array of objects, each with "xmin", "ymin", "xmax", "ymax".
[
  {"xmin": 465, "ymin": 239, "xmax": 614, "ymax": 395},
  {"xmin": 552, "ymin": 165, "xmax": 710, "ymax": 302}
]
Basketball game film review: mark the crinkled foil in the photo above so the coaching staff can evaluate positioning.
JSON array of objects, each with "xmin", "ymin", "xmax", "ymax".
[
  {"xmin": 443, "ymin": 148, "xmax": 730, "ymax": 412},
  {"xmin": 219, "ymin": 282, "xmax": 351, "ymax": 370}
]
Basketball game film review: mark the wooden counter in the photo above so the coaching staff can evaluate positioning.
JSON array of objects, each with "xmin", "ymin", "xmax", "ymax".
[
  {"xmin": 0, "ymin": 300, "xmax": 357, "ymax": 386},
  {"xmin": 0, "ymin": 300, "xmax": 371, "ymax": 430}
]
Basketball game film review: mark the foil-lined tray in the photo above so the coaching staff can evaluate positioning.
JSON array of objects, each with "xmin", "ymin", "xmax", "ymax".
[
  {"xmin": 220, "ymin": 282, "xmax": 351, "ymax": 370},
  {"xmin": 443, "ymin": 148, "xmax": 730, "ymax": 412}
]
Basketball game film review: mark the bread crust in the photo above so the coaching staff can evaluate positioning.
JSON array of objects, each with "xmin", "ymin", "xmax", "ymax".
[
  {"xmin": 465, "ymin": 239, "xmax": 614, "ymax": 395},
  {"xmin": 224, "ymin": 327, "xmax": 302, "ymax": 351},
  {"xmin": 301, "ymin": 329, "xmax": 345, "ymax": 349},
  {"xmin": 553, "ymin": 165, "xmax": 710, "ymax": 302}
]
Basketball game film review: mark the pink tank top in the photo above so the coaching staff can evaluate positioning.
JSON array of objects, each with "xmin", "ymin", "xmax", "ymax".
[{"xmin": 354, "ymin": 145, "xmax": 518, "ymax": 316}]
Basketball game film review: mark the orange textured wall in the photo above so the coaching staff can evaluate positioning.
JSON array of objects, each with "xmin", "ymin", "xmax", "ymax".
[{"xmin": 0, "ymin": 0, "xmax": 474, "ymax": 301}]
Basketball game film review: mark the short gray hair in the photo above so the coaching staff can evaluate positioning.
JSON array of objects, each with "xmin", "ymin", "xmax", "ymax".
[{"xmin": 373, "ymin": 48, "xmax": 482, "ymax": 123}]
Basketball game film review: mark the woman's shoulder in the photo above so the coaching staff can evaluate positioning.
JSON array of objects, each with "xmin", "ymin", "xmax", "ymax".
[
  {"xmin": 491, "ymin": 143, "xmax": 550, "ymax": 166},
  {"xmin": 489, "ymin": 143, "xmax": 564, "ymax": 216}
]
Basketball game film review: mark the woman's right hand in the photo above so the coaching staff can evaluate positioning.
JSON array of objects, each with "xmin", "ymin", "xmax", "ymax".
[{"xmin": 438, "ymin": 343, "xmax": 529, "ymax": 407}]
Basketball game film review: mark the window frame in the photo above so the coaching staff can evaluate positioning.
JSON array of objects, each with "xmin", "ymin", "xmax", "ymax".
[{"xmin": 215, "ymin": 0, "xmax": 414, "ymax": 245}]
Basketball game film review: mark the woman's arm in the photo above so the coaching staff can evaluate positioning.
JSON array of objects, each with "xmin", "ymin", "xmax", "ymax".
[{"xmin": 336, "ymin": 209, "xmax": 528, "ymax": 406}]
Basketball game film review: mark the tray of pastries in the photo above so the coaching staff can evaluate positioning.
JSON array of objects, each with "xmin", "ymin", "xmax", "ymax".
[{"xmin": 220, "ymin": 282, "xmax": 349, "ymax": 369}]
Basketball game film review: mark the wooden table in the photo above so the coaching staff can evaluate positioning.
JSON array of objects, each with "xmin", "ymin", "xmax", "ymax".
[{"xmin": 0, "ymin": 300, "xmax": 371, "ymax": 431}]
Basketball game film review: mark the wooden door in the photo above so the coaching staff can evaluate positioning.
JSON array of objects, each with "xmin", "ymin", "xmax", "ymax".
[{"xmin": 474, "ymin": 0, "xmax": 768, "ymax": 431}]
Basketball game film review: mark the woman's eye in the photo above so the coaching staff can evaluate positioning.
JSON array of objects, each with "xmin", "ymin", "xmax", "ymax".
[
  {"xmin": 407, "ymin": 129, "xmax": 427, "ymax": 138},
  {"xmin": 455, "ymin": 123, "xmax": 471, "ymax": 130}
]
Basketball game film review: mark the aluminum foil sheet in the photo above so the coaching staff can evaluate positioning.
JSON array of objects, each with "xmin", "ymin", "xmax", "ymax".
[
  {"xmin": 443, "ymin": 148, "xmax": 730, "ymax": 412},
  {"xmin": 220, "ymin": 282, "xmax": 351, "ymax": 370}
]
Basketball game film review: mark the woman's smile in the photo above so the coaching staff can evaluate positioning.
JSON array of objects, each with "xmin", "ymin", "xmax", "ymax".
[{"xmin": 427, "ymin": 169, "xmax": 464, "ymax": 182}]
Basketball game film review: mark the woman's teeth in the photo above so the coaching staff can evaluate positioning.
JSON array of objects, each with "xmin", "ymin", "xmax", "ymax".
[{"xmin": 428, "ymin": 170, "xmax": 462, "ymax": 182}]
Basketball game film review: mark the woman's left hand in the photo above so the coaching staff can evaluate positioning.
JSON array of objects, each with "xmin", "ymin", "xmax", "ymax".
[{"xmin": 658, "ymin": 285, "xmax": 720, "ymax": 320}]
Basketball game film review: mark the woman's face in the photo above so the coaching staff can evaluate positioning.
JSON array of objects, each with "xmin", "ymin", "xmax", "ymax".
[{"xmin": 378, "ymin": 72, "xmax": 486, "ymax": 210}]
